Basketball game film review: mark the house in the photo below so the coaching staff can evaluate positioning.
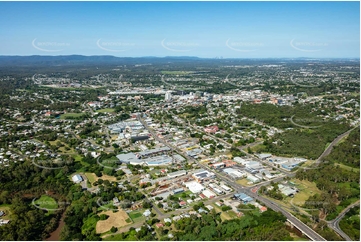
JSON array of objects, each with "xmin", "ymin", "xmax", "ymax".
[
  {"xmin": 155, "ymin": 223, "xmax": 164, "ymax": 228},
  {"xmin": 164, "ymin": 218, "xmax": 172, "ymax": 224},
  {"xmin": 179, "ymin": 201, "xmax": 187, "ymax": 206},
  {"xmin": 205, "ymin": 205, "xmax": 214, "ymax": 211},
  {"xmin": 72, "ymin": 174, "xmax": 83, "ymax": 183},
  {"xmin": 143, "ymin": 209, "xmax": 151, "ymax": 217}
]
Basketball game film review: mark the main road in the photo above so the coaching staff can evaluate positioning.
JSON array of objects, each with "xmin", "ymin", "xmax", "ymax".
[{"xmin": 137, "ymin": 114, "xmax": 326, "ymax": 241}]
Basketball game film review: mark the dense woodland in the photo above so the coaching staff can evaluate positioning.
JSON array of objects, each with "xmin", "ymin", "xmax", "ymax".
[{"xmin": 324, "ymin": 127, "xmax": 360, "ymax": 168}]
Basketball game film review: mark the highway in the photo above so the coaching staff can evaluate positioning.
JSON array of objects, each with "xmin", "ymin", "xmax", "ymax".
[
  {"xmin": 326, "ymin": 200, "xmax": 359, "ymax": 241},
  {"xmin": 137, "ymin": 114, "xmax": 326, "ymax": 241}
]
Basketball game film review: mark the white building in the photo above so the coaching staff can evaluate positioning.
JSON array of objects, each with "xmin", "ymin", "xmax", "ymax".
[
  {"xmin": 72, "ymin": 174, "xmax": 83, "ymax": 183},
  {"xmin": 184, "ymin": 181, "xmax": 205, "ymax": 194},
  {"xmin": 165, "ymin": 91, "xmax": 172, "ymax": 101}
]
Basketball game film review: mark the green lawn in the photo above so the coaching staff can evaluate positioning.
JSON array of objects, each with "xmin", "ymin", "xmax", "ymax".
[
  {"xmin": 84, "ymin": 172, "xmax": 97, "ymax": 183},
  {"xmin": 96, "ymin": 108, "xmax": 115, "ymax": 113},
  {"xmin": 33, "ymin": 195, "xmax": 58, "ymax": 210},
  {"xmin": 60, "ymin": 113, "xmax": 86, "ymax": 119},
  {"xmin": 128, "ymin": 210, "xmax": 146, "ymax": 223}
]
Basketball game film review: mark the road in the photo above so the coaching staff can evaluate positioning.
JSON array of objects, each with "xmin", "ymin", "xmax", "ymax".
[
  {"xmin": 316, "ymin": 125, "xmax": 359, "ymax": 164},
  {"xmin": 137, "ymin": 114, "xmax": 326, "ymax": 241},
  {"xmin": 326, "ymin": 200, "xmax": 360, "ymax": 241}
]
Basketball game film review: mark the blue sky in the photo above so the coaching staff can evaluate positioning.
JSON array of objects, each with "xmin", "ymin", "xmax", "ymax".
[{"xmin": 0, "ymin": 1, "xmax": 359, "ymax": 58}]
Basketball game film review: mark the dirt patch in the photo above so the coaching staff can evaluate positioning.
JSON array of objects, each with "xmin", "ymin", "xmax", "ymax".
[
  {"xmin": 101, "ymin": 174, "xmax": 117, "ymax": 182},
  {"xmin": 96, "ymin": 209, "xmax": 131, "ymax": 234}
]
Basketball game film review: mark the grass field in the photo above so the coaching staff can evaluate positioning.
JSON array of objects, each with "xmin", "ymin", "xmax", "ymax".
[
  {"xmin": 236, "ymin": 179, "xmax": 252, "ymax": 187},
  {"xmin": 96, "ymin": 210, "xmax": 131, "ymax": 234},
  {"xmin": 286, "ymin": 179, "xmax": 321, "ymax": 207},
  {"xmin": 84, "ymin": 172, "xmax": 97, "ymax": 183},
  {"xmin": 0, "ymin": 204, "xmax": 12, "ymax": 220},
  {"xmin": 60, "ymin": 113, "xmax": 85, "ymax": 119},
  {"xmin": 334, "ymin": 163, "xmax": 360, "ymax": 173},
  {"xmin": 101, "ymin": 174, "xmax": 117, "ymax": 182},
  {"xmin": 96, "ymin": 108, "xmax": 115, "ymax": 113},
  {"xmin": 34, "ymin": 195, "xmax": 58, "ymax": 210},
  {"xmin": 128, "ymin": 210, "xmax": 146, "ymax": 223}
]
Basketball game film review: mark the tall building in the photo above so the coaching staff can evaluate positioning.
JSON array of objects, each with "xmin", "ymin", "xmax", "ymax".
[{"xmin": 165, "ymin": 91, "xmax": 172, "ymax": 101}]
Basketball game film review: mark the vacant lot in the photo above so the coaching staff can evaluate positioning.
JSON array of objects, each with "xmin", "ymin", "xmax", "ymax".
[
  {"xmin": 96, "ymin": 209, "xmax": 131, "ymax": 234},
  {"xmin": 84, "ymin": 172, "xmax": 97, "ymax": 183},
  {"xmin": 101, "ymin": 174, "xmax": 117, "ymax": 182},
  {"xmin": 236, "ymin": 178, "xmax": 252, "ymax": 187}
]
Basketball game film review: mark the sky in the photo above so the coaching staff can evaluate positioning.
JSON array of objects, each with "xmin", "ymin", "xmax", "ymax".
[{"xmin": 0, "ymin": 1, "xmax": 359, "ymax": 58}]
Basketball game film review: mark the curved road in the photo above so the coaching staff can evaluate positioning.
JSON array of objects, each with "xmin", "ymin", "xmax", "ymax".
[
  {"xmin": 316, "ymin": 125, "xmax": 359, "ymax": 164},
  {"xmin": 327, "ymin": 200, "xmax": 360, "ymax": 241}
]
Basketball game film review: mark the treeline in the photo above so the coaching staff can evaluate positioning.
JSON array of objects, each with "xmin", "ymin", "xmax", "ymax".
[
  {"xmin": 324, "ymin": 127, "xmax": 360, "ymax": 168},
  {"xmin": 296, "ymin": 162, "xmax": 359, "ymax": 220}
]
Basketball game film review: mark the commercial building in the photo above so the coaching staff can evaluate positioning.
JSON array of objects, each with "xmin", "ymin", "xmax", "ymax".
[
  {"xmin": 281, "ymin": 161, "xmax": 301, "ymax": 171},
  {"xmin": 234, "ymin": 193, "xmax": 253, "ymax": 203},
  {"xmin": 257, "ymin": 153, "xmax": 272, "ymax": 160},
  {"xmin": 246, "ymin": 174, "xmax": 261, "ymax": 183},
  {"xmin": 202, "ymin": 189, "xmax": 216, "ymax": 199},
  {"xmin": 223, "ymin": 168, "xmax": 247, "ymax": 179},
  {"xmin": 192, "ymin": 170, "xmax": 215, "ymax": 182},
  {"xmin": 184, "ymin": 181, "xmax": 205, "ymax": 194},
  {"xmin": 167, "ymin": 170, "xmax": 187, "ymax": 179}
]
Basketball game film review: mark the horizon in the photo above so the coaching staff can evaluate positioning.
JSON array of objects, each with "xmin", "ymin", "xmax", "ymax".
[
  {"xmin": 0, "ymin": 1, "xmax": 359, "ymax": 58},
  {"xmin": 0, "ymin": 55, "xmax": 359, "ymax": 60}
]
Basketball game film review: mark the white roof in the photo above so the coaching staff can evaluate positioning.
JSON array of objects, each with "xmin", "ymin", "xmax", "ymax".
[
  {"xmin": 184, "ymin": 181, "xmax": 205, "ymax": 194},
  {"xmin": 202, "ymin": 189, "xmax": 216, "ymax": 198}
]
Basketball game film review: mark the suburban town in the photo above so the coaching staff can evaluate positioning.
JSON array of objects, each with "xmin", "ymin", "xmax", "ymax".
[{"xmin": 0, "ymin": 56, "xmax": 359, "ymax": 241}]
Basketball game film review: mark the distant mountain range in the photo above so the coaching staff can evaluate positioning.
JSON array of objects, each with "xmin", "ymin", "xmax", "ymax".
[{"xmin": 0, "ymin": 55, "xmax": 357, "ymax": 67}]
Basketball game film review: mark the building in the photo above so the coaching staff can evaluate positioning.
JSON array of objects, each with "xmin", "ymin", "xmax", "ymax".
[
  {"xmin": 184, "ymin": 181, "xmax": 205, "ymax": 194},
  {"xmin": 234, "ymin": 157, "xmax": 246, "ymax": 164},
  {"xmin": 257, "ymin": 153, "xmax": 272, "ymax": 160},
  {"xmin": 220, "ymin": 184, "xmax": 231, "ymax": 191},
  {"xmin": 202, "ymin": 189, "xmax": 216, "ymax": 199},
  {"xmin": 281, "ymin": 161, "xmax": 301, "ymax": 171},
  {"xmin": 172, "ymin": 188, "xmax": 184, "ymax": 195},
  {"xmin": 165, "ymin": 91, "xmax": 172, "ymax": 102},
  {"xmin": 173, "ymin": 154, "xmax": 186, "ymax": 162},
  {"xmin": 278, "ymin": 184, "xmax": 298, "ymax": 196},
  {"xmin": 223, "ymin": 168, "xmax": 247, "ymax": 179},
  {"xmin": 192, "ymin": 170, "xmax": 215, "ymax": 182},
  {"xmin": 246, "ymin": 174, "xmax": 260, "ymax": 183},
  {"xmin": 234, "ymin": 193, "xmax": 253, "ymax": 203},
  {"xmin": 212, "ymin": 162, "xmax": 225, "ymax": 169},
  {"xmin": 204, "ymin": 126, "xmax": 219, "ymax": 134},
  {"xmin": 167, "ymin": 170, "xmax": 187, "ymax": 179},
  {"xmin": 72, "ymin": 174, "xmax": 83, "ymax": 183}
]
